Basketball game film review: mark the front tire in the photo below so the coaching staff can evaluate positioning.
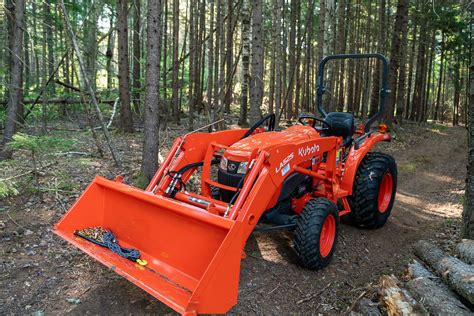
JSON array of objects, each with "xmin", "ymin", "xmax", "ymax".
[
  {"xmin": 293, "ymin": 198, "xmax": 339, "ymax": 270},
  {"xmin": 348, "ymin": 152, "xmax": 397, "ymax": 228}
]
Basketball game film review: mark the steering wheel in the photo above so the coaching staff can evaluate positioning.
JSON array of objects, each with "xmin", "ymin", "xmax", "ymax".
[
  {"xmin": 298, "ymin": 114, "xmax": 331, "ymax": 132},
  {"xmin": 241, "ymin": 114, "xmax": 276, "ymax": 139}
]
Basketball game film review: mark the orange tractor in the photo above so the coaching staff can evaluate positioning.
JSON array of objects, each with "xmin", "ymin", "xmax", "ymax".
[{"xmin": 54, "ymin": 54, "xmax": 397, "ymax": 314}]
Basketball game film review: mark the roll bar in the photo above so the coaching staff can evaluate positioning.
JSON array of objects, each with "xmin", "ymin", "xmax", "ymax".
[{"xmin": 316, "ymin": 53, "xmax": 390, "ymax": 133}]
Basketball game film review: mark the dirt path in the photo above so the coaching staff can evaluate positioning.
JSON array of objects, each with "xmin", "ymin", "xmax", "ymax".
[{"xmin": 0, "ymin": 124, "xmax": 466, "ymax": 314}]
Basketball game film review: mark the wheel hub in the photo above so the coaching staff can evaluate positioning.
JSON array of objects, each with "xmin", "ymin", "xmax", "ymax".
[
  {"xmin": 320, "ymin": 214, "xmax": 336, "ymax": 257},
  {"xmin": 378, "ymin": 172, "xmax": 393, "ymax": 213}
]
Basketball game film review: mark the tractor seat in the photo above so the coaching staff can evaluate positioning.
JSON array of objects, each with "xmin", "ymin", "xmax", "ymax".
[{"xmin": 322, "ymin": 112, "xmax": 355, "ymax": 147}]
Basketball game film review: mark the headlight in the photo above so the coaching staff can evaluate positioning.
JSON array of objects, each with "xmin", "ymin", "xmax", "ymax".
[
  {"xmin": 237, "ymin": 161, "xmax": 248, "ymax": 174},
  {"xmin": 219, "ymin": 156, "xmax": 228, "ymax": 170}
]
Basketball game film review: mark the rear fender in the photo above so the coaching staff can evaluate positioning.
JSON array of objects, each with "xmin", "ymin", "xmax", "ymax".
[{"xmin": 341, "ymin": 133, "xmax": 391, "ymax": 195}]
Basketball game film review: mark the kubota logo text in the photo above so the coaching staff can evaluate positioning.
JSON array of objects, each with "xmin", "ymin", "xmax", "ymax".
[{"xmin": 298, "ymin": 144, "xmax": 320, "ymax": 157}]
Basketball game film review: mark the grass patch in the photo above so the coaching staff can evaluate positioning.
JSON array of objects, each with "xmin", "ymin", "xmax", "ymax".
[
  {"xmin": 399, "ymin": 155, "xmax": 431, "ymax": 172},
  {"xmin": 77, "ymin": 158, "xmax": 96, "ymax": 166},
  {"xmin": 430, "ymin": 123, "xmax": 448, "ymax": 132}
]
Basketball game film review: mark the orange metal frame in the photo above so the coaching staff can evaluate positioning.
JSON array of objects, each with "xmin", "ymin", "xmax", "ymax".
[{"xmin": 54, "ymin": 125, "xmax": 390, "ymax": 315}]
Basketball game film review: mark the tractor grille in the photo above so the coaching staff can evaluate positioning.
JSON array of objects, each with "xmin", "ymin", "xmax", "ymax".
[{"xmin": 217, "ymin": 162, "xmax": 245, "ymax": 202}]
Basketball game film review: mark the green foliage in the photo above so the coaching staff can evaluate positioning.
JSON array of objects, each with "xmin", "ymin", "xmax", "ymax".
[
  {"xmin": 430, "ymin": 123, "xmax": 448, "ymax": 132},
  {"xmin": 0, "ymin": 181, "xmax": 20, "ymax": 199},
  {"xmin": 7, "ymin": 133, "xmax": 74, "ymax": 156}
]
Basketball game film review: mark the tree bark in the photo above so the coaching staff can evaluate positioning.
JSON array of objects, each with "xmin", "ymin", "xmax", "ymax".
[
  {"xmin": 274, "ymin": 0, "xmax": 283, "ymax": 125},
  {"xmin": 385, "ymin": 0, "xmax": 408, "ymax": 125},
  {"xmin": 414, "ymin": 240, "xmax": 474, "ymax": 305},
  {"xmin": 141, "ymin": 0, "xmax": 162, "ymax": 182},
  {"xmin": 463, "ymin": 55, "xmax": 474, "ymax": 238},
  {"xmin": 83, "ymin": 0, "xmax": 100, "ymax": 92},
  {"xmin": 224, "ymin": 0, "xmax": 233, "ymax": 113},
  {"xmin": 188, "ymin": 0, "xmax": 196, "ymax": 130},
  {"xmin": 287, "ymin": 0, "xmax": 297, "ymax": 119},
  {"xmin": 407, "ymin": 261, "xmax": 470, "ymax": 315},
  {"xmin": 411, "ymin": 24, "xmax": 428, "ymax": 122},
  {"xmin": 317, "ymin": 0, "xmax": 325, "ymax": 65},
  {"xmin": 238, "ymin": 0, "xmax": 250, "ymax": 126},
  {"xmin": 395, "ymin": 22, "xmax": 408, "ymax": 124},
  {"xmin": 369, "ymin": 0, "xmax": 385, "ymax": 119},
  {"xmin": 249, "ymin": 0, "xmax": 263, "ymax": 124},
  {"xmin": 1, "ymin": 0, "xmax": 24, "ymax": 160},
  {"xmin": 172, "ymin": 0, "xmax": 180, "ymax": 123},
  {"xmin": 106, "ymin": 10, "xmax": 115, "ymax": 91},
  {"xmin": 404, "ymin": 23, "xmax": 418, "ymax": 120},
  {"xmin": 132, "ymin": 0, "xmax": 142, "ymax": 115},
  {"xmin": 117, "ymin": 0, "xmax": 134, "ymax": 132},
  {"xmin": 456, "ymin": 239, "xmax": 474, "ymax": 264},
  {"xmin": 205, "ymin": 0, "xmax": 214, "ymax": 123}
]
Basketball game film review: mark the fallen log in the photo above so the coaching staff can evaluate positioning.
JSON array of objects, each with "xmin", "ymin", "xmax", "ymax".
[
  {"xmin": 407, "ymin": 260, "xmax": 446, "ymax": 287},
  {"xmin": 457, "ymin": 239, "xmax": 474, "ymax": 265},
  {"xmin": 414, "ymin": 240, "xmax": 474, "ymax": 305},
  {"xmin": 406, "ymin": 261, "xmax": 470, "ymax": 315},
  {"xmin": 379, "ymin": 275, "xmax": 427, "ymax": 315}
]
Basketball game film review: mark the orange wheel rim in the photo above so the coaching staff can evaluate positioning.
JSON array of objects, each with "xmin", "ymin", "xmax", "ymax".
[
  {"xmin": 320, "ymin": 214, "xmax": 336, "ymax": 257},
  {"xmin": 378, "ymin": 172, "xmax": 393, "ymax": 213}
]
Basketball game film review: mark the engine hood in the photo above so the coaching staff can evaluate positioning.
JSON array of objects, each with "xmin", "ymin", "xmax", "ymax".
[{"xmin": 223, "ymin": 125, "xmax": 320, "ymax": 161}]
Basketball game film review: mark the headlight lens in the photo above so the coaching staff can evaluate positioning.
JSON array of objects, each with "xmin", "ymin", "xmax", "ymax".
[
  {"xmin": 237, "ymin": 161, "xmax": 248, "ymax": 174},
  {"xmin": 219, "ymin": 156, "xmax": 228, "ymax": 170}
]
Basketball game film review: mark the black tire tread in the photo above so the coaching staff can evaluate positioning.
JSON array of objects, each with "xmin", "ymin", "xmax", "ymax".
[
  {"xmin": 294, "ymin": 198, "xmax": 339, "ymax": 270},
  {"xmin": 348, "ymin": 152, "xmax": 397, "ymax": 229}
]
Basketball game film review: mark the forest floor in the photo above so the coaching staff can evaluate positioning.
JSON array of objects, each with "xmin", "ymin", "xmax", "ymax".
[{"xmin": 0, "ymin": 119, "xmax": 467, "ymax": 314}]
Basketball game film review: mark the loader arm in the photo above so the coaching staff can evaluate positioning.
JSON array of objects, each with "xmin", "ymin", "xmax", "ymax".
[{"xmin": 54, "ymin": 128, "xmax": 344, "ymax": 315}]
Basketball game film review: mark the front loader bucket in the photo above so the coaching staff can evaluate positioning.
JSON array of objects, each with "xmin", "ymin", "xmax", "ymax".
[{"xmin": 54, "ymin": 176, "xmax": 244, "ymax": 314}]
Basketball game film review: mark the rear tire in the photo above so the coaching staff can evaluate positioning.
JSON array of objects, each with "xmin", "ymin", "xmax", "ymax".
[
  {"xmin": 293, "ymin": 198, "xmax": 339, "ymax": 270},
  {"xmin": 348, "ymin": 152, "xmax": 397, "ymax": 228}
]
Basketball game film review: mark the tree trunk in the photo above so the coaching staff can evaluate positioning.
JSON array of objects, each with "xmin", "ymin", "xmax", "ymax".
[
  {"xmin": 172, "ymin": 0, "xmax": 180, "ymax": 123},
  {"xmin": 249, "ymin": 0, "xmax": 263, "ymax": 124},
  {"xmin": 238, "ymin": 0, "xmax": 250, "ymax": 126},
  {"xmin": 141, "ymin": 0, "xmax": 162, "ymax": 182},
  {"xmin": 217, "ymin": 0, "xmax": 226, "ymax": 127},
  {"xmin": 188, "ymin": 0, "xmax": 196, "ymax": 130},
  {"xmin": 463, "ymin": 56, "xmax": 474, "ymax": 238},
  {"xmin": 132, "ymin": 0, "xmax": 142, "ymax": 115},
  {"xmin": 117, "ymin": 0, "xmax": 134, "ymax": 132},
  {"xmin": 106, "ymin": 11, "xmax": 115, "ymax": 91},
  {"xmin": 274, "ymin": 0, "xmax": 283, "ymax": 125},
  {"xmin": 163, "ymin": 0, "xmax": 170, "ymax": 121},
  {"xmin": 1, "ymin": 0, "xmax": 24, "ymax": 160},
  {"xmin": 405, "ymin": 23, "xmax": 418, "ymax": 120},
  {"xmin": 411, "ymin": 24, "xmax": 427, "ymax": 122},
  {"xmin": 83, "ymin": 0, "xmax": 100, "ymax": 92},
  {"xmin": 453, "ymin": 59, "xmax": 461, "ymax": 126},
  {"xmin": 286, "ymin": 0, "xmax": 297, "ymax": 119},
  {"xmin": 224, "ymin": 0, "xmax": 233, "ymax": 113},
  {"xmin": 385, "ymin": 0, "xmax": 408, "ymax": 125},
  {"xmin": 317, "ymin": 0, "xmax": 325, "ymax": 64},
  {"xmin": 335, "ymin": 0, "xmax": 347, "ymax": 112},
  {"xmin": 303, "ymin": 0, "xmax": 314, "ymax": 112},
  {"xmin": 369, "ymin": 0, "xmax": 385, "ymax": 119},
  {"xmin": 414, "ymin": 240, "xmax": 474, "ymax": 305}
]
